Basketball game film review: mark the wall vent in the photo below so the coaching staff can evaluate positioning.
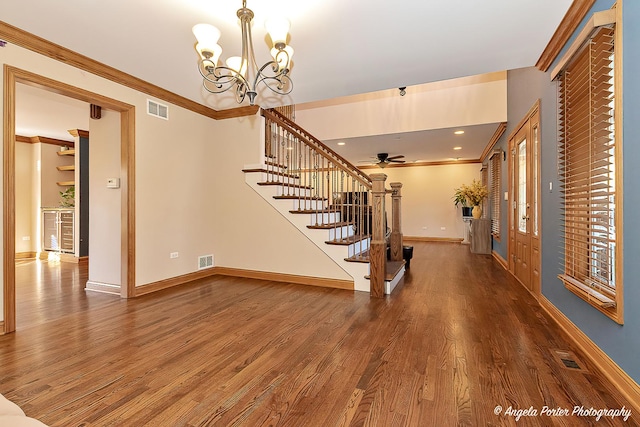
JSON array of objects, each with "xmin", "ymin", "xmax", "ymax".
[
  {"xmin": 198, "ymin": 254, "xmax": 214, "ymax": 270},
  {"xmin": 147, "ymin": 99, "xmax": 169, "ymax": 120}
]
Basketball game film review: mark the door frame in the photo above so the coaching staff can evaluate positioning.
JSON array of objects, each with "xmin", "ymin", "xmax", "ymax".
[
  {"xmin": 507, "ymin": 100, "xmax": 541, "ymax": 296},
  {"xmin": 3, "ymin": 65, "xmax": 136, "ymax": 333}
]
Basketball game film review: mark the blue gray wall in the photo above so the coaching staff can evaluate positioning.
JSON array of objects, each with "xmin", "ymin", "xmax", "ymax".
[{"xmin": 493, "ymin": 0, "xmax": 639, "ymax": 383}]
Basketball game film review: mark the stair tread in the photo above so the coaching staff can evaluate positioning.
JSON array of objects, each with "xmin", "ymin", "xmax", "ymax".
[
  {"xmin": 365, "ymin": 260, "xmax": 405, "ymax": 281},
  {"xmin": 289, "ymin": 209, "xmax": 339, "ymax": 214},
  {"xmin": 265, "ymin": 160, "xmax": 287, "ymax": 169},
  {"xmin": 345, "ymin": 250, "xmax": 370, "ymax": 263},
  {"xmin": 325, "ymin": 235, "xmax": 370, "ymax": 245},
  {"xmin": 242, "ymin": 168, "xmax": 299, "ymax": 179},
  {"xmin": 308, "ymin": 222, "xmax": 351, "ymax": 230},
  {"xmin": 257, "ymin": 182, "xmax": 312, "ymax": 190},
  {"xmin": 274, "ymin": 195, "xmax": 328, "ymax": 201}
]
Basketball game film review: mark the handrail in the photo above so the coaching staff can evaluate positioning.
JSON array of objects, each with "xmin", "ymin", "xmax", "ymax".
[{"xmin": 262, "ymin": 108, "xmax": 373, "ymax": 188}]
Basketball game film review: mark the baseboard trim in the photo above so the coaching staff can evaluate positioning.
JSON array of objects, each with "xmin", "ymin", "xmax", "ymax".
[
  {"xmin": 135, "ymin": 268, "xmax": 218, "ymax": 297},
  {"xmin": 403, "ymin": 236, "xmax": 463, "ymax": 243},
  {"xmin": 492, "ymin": 250, "xmax": 508, "ymax": 270},
  {"xmin": 539, "ymin": 296, "xmax": 640, "ymax": 414},
  {"xmin": 213, "ymin": 267, "xmax": 354, "ymax": 290},
  {"xmin": 59, "ymin": 254, "xmax": 87, "ymax": 264},
  {"xmin": 15, "ymin": 252, "xmax": 37, "ymax": 259},
  {"xmin": 0, "ymin": 321, "xmax": 5, "ymax": 335},
  {"xmin": 85, "ymin": 281, "xmax": 121, "ymax": 295}
]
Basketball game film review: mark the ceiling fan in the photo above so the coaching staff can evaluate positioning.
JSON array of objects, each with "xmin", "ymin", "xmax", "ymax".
[{"xmin": 370, "ymin": 152, "xmax": 405, "ymax": 168}]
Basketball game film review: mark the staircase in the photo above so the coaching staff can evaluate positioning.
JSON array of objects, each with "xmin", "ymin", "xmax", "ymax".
[{"xmin": 242, "ymin": 108, "xmax": 405, "ymax": 295}]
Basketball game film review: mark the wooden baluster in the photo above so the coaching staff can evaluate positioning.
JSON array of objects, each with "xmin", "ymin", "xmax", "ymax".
[
  {"xmin": 389, "ymin": 182, "xmax": 403, "ymax": 262},
  {"xmin": 369, "ymin": 173, "xmax": 387, "ymax": 298}
]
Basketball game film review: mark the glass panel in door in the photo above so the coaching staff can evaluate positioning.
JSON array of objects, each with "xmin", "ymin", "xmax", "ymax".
[{"xmin": 518, "ymin": 138, "xmax": 527, "ymax": 233}]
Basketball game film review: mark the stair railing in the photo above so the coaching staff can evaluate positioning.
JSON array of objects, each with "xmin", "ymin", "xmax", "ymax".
[{"xmin": 261, "ymin": 108, "xmax": 401, "ymax": 296}]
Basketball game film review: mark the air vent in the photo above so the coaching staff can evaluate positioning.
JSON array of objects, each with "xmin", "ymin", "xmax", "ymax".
[
  {"xmin": 198, "ymin": 254, "xmax": 214, "ymax": 270},
  {"xmin": 147, "ymin": 99, "xmax": 169, "ymax": 120},
  {"xmin": 552, "ymin": 349, "xmax": 585, "ymax": 371}
]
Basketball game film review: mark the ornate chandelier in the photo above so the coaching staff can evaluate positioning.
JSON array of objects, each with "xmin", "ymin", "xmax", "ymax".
[{"xmin": 192, "ymin": 0, "xmax": 294, "ymax": 106}]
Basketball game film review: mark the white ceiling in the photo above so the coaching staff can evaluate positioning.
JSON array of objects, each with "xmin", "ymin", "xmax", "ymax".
[{"xmin": 5, "ymin": 0, "xmax": 572, "ymax": 160}]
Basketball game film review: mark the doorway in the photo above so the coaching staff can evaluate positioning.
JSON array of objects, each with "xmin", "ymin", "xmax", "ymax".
[
  {"xmin": 508, "ymin": 101, "xmax": 541, "ymax": 295},
  {"xmin": 3, "ymin": 66, "xmax": 136, "ymax": 333}
]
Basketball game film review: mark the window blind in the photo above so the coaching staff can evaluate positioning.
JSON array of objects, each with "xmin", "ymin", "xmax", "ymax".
[
  {"xmin": 490, "ymin": 152, "xmax": 501, "ymax": 237},
  {"xmin": 558, "ymin": 25, "xmax": 616, "ymax": 307}
]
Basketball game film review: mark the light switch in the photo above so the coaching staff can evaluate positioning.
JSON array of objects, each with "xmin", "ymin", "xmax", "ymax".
[{"xmin": 107, "ymin": 178, "xmax": 120, "ymax": 189}]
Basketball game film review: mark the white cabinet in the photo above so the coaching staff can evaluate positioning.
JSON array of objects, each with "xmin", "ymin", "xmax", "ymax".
[{"xmin": 42, "ymin": 209, "xmax": 74, "ymax": 253}]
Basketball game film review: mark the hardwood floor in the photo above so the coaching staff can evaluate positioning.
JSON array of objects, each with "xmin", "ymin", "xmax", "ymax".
[{"xmin": 2, "ymin": 243, "xmax": 637, "ymax": 426}]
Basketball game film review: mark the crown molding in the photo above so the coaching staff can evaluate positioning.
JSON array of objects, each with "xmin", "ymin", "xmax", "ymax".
[
  {"xmin": 0, "ymin": 20, "xmax": 257, "ymax": 120},
  {"xmin": 536, "ymin": 0, "xmax": 597, "ymax": 71}
]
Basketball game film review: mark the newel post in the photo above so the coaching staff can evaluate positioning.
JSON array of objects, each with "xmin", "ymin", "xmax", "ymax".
[
  {"xmin": 369, "ymin": 173, "xmax": 387, "ymax": 298},
  {"xmin": 389, "ymin": 182, "xmax": 403, "ymax": 262}
]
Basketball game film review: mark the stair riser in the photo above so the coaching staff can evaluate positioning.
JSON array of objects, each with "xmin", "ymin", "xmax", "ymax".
[
  {"xmin": 291, "ymin": 199, "xmax": 327, "ymax": 211},
  {"xmin": 275, "ymin": 187, "xmax": 314, "ymax": 198},
  {"xmin": 308, "ymin": 212, "xmax": 341, "ymax": 225},
  {"xmin": 328, "ymin": 226, "xmax": 354, "ymax": 240},
  {"xmin": 348, "ymin": 238, "xmax": 370, "ymax": 257},
  {"xmin": 258, "ymin": 172, "xmax": 300, "ymax": 183}
]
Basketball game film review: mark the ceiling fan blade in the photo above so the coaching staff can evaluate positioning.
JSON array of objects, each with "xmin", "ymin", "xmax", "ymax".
[
  {"xmin": 389, "ymin": 159, "xmax": 406, "ymax": 163},
  {"xmin": 386, "ymin": 155, "xmax": 405, "ymax": 160}
]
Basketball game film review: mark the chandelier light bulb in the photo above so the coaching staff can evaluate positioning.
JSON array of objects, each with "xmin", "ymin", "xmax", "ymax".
[
  {"xmin": 192, "ymin": 24, "xmax": 221, "ymax": 46},
  {"xmin": 196, "ymin": 42, "xmax": 222, "ymax": 65},
  {"xmin": 226, "ymin": 56, "xmax": 247, "ymax": 77},
  {"xmin": 265, "ymin": 17, "xmax": 290, "ymax": 48}
]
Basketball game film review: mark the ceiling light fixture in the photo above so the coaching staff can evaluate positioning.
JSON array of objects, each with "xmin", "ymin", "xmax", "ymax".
[
  {"xmin": 453, "ymin": 146, "xmax": 462, "ymax": 150},
  {"xmin": 454, "ymin": 130, "xmax": 465, "ymax": 135},
  {"xmin": 337, "ymin": 142, "xmax": 346, "ymax": 146},
  {"xmin": 192, "ymin": 0, "xmax": 293, "ymax": 106}
]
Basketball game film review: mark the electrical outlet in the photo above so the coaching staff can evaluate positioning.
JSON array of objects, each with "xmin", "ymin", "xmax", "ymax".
[{"xmin": 170, "ymin": 252, "xmax": 179, "ymax": 259}]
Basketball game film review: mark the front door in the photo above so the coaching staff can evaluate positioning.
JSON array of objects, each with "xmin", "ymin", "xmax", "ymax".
[
  {"xmin": 513, "ymin": 122, "xmax": 531, "ymax": 289},
  {"xmin": 508, "ymin": 103, "xmax": 540, "ymax": 294}
]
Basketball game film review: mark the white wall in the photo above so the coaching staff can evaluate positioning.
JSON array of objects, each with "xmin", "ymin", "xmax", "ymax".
[
  {"xmin": 1, "ymin": 42, "xmax": 352, "ymax": 324},
  {"xmin": 133, "ymin": 107, "xmax": 351, "ymax": 285},
  {"xmin": 88, "ymin": 110, "xmax": 121, "ymax": 286},
  {"xmin": 380, "ymin": 163, "xmax": 482, "ymax": 239},
  {"xmin": 295, "ymin": 72, "xmax": 507, "ymax": 141}
]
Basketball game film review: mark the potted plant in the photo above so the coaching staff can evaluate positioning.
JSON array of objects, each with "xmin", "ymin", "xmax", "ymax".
[
  {"xmin": 453, "ymin": 187, "xmax": 473, "ymax": 217},
  {"xmin": 453, "ymin": 179, "xmax": 488, "ymax": 218},
  {"xmin": 60, "ymin": 186, "xmax": 75, "ymax": 208}
]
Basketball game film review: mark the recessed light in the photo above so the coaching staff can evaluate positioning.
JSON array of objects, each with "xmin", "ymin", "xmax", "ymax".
[
  {"xmin": 337, "ymin": 142, "xmax": 346, "ymax": 146},
  {"xmin": 453, "ymin": 146, "xmax": 462, "ymax": 150},
  {"xmin": 454, "ymin": 130, "xmax": 465, "ymax": 135}
]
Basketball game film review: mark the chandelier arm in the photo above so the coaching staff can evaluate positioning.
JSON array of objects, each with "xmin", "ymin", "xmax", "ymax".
[
  {"xmin": 198, "ymin": 61, "xmax": 251, "ymax": 98},
  {"xmin": 252, "ymin": 60, "xmax": 292, "ymax": 95},
  {"xmin": 256, "ymin": 74, "xmax": 294, "ymax": 96}
]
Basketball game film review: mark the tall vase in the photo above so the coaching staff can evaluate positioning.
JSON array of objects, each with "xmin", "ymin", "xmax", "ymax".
[{"xmin": 472, "ymin": 205, "xmax": 482, "ymax": 219}]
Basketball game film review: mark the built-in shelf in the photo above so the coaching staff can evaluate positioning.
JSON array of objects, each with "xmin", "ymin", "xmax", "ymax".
[
  {"xmin": 57, "ymin": 181, "xmax": 75, "ymax": 186},
  {"xmin": 57, "ymin": 149, "xmax": 75, "ymax": 156},
  {"xmin": 57, "ymin": 165, "xmax": 75, "ymax": 171}
]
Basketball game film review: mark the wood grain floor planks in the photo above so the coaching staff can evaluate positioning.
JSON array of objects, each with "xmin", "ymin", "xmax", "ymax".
[{"xmin": 1, "ymin": 244, "xmax": 638, "ymax": 426}]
